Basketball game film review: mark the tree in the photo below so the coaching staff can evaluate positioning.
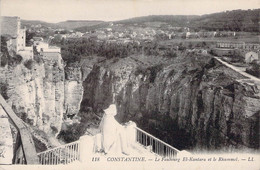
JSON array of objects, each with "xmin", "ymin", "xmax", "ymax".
[
  {"xmin": 230, "ymin": 50, "xmax": 244, "ymax": 62},
  {"xmin": 26, "ymin": 30, "xmax": 36, "ymax": 46},
  {"xmin": 246, "ymin": 61, "xmax": 260, "ymax": 78}
]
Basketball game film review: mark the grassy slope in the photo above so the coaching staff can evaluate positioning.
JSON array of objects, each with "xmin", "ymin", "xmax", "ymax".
[
  {"xmin": 21, "ymin": 20, "xmax": 104, "ymax": 30},
  {"xmin": 74, "ymin": 9, "xmax": 260, "ymax": 32},
  {"xmin": 56, "ymin": 20, "xmax": 104, "ymax": 30}
]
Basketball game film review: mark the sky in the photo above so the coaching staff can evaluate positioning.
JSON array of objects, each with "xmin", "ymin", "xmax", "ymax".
[{"xmin": 1, "ymin": 0, "xmax": 260, "ymax": 23}]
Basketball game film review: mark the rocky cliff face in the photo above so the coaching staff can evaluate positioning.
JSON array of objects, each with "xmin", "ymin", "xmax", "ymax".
[
  {"xmin": 0, "ymin": 54, "xmax": 83, "ymax": 138},
  {"xmin": 1, "ymin": 48, "xmax": 258, "ymax": 151},
  {"xmin": 64, "ymin": 64, "xmax": 83, "ymax": 117},
  {"xmin": 80, "ymin": 53, "xmax": 259, "ymax": 151}
]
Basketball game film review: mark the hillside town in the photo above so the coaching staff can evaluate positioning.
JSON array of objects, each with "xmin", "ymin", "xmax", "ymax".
[{"xmin": 2, "ymin": 16, "xmax": 259, "ymax": 77}]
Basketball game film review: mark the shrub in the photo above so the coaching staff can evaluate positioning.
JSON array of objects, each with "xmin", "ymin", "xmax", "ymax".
[
  {"xmin": 33, "ymin": 136, "xmax": 47, "ymax": 153},
  {"xmin": 134, "ymin": 64, "xmax": 163, "ymax": 83},
  {"xmin": 0, "ymin": 82, "xmax": 9, "ymax": 99},
  {"xmin": 33, "ymin": 54, "xmax": 42, "ymax": 64},
  {"xmin": 148, "ymin": 64, "xmax": 163, "ymax": 83},
  {"xmin": 246, "ymin": 61, "xmax": 260, "ymax": 78},
  {"xmin": 1, "ymin": 53, "xmax": 8, "ymax": 67},
  {"xmin": 50, "ymin": 126, "xmax": 58, "ymax": 135},
  {"xmin": 178, "ymin": 43, "xmax": 186, "ymax": 51},
  {"xmin": 164, "ymin": 51, "xmax": 177, "ymax": 58},
  {"xmin": 0, "ymin": 35, "xmax": 23, "ymax": 67},
  {"xmin": 53, "ymin": 62, "xmax": 57, "ymax": 67},
  {"xmin": 134, "ymin": 66, "xmax": 146, "ymax": 76},
  {"xmin": 1, "ymin": 36, "xmax": 11, "ymax": 67},
  {"xmin": 168, "ymin": 69, "xmax": 175, "ymax": 77},
  {"xmin": 12, "ymin": 55, "xmax": 23, "ymax": 64},
  {"xmin": 24, "ymin": 59, "xmax": 34, "ymax": 70}
]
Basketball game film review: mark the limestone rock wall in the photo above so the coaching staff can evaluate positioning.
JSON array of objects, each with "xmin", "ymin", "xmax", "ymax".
[
  {"xmin": 0, "ymin": 53, "xmax": 84, "ymax": 136},
  {"xmin": 64, "ymin": 66, "xmax": 83, "ymax": 117},
  {"xmin": 80, "ymin": 54, "xmax": 260, "ymax": 150},
  {"xmin": 0, "ymin": 58, "xmax": 64, "ymax": 135}
]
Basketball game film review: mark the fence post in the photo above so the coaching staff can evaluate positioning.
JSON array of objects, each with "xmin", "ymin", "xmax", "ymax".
[
  {"xmin": 125, "ymin": 121, "xmax": 137, "ymax": 146},
  {"xmin": 79, "ymin": 135, "xmax": 94, "ymax": 163}
]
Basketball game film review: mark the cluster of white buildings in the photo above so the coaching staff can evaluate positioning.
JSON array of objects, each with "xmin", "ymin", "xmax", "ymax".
[
  {"xmin": 56, "ymin": 31, "xmax": 84, "ymax": 39},
  {"xmin": 215, "ymin": 41, "xmax": 260, "ymax": 63},
  {"xmin": 184, "ymin": 31, "xmax": 236, "ymax": 39},
  {"xmin": 0, "ymin": 16, "xmax": 33, "ymax": 60},
  {"xmin": 1, "ymin": 16, "xmax": 61, "ymax": 63}
]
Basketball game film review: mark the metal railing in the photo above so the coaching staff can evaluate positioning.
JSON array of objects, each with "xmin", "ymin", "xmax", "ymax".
[
  {"xmin": 135, "ymin": 127, "xmax": 180, "ymax": 158},
  {"xmin": 37, "ymin": 140, "xmax": 80, "ymax": 165}
]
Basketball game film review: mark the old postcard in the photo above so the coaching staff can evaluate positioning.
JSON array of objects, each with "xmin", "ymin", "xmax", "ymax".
[{"xmin": 0, "ymin": 0, "xmax": 259, "ymax": 169}]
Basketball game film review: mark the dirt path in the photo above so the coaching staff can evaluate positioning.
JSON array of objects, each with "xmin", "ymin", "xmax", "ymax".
[{"xmin": 214, "ymin": 57, "xmax": 260, "ymax": 84}]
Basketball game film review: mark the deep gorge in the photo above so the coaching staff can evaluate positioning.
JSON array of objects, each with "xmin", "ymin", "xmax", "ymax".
[
  {"xmin": 1, "ymin": 50, "xmax": 259, "ymax": 152},
  {"xmin": 77, "ymin": 53, "xmax": 259, "ymax": 151}
]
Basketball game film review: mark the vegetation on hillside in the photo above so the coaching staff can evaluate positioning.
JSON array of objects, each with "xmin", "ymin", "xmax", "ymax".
[
  {"xmin": 117, "ymin": 15, "xmax": 198, "ymax": 26},
  {"xmin": 25, "ymin": 30, "xmax": 36, "ymax": 46},
  {"xmin": 1, "ymin": 36, "xmax": 23, "ymax": 67},
  {"xmin": 24, "ymin": 59, "xmax": 34, "ymax": 70},
  {"xmin": 53, "ymin": 38, "xmax": 178, "ymax": 64},
  {"xmin": 22, "ymin": 19, "xmax": 104, "ymax": 30},
  {"xmin": 57, "ymin": 20, "xmax": 104, "ymax": 30},
  {"xmin": 21, "ymin": 20, "xmax": 57, "ymax": 29},
  {"xmin": 0, "ymin": 82, "xmax": 9, "ymax": 100},
  {"xmin": 58, "ymin": 107, "xmax": 101, "ymax": 143},
  {"xmin": 246, "ymin": 61, "xmax": 260, "ymax": 78},
  {"xmin": 75, "ymin": 9, "xmax": 260, "ymax": 32},
  {"xmin": 190, "ymin": 9, "xmax": 260, "ymax": 32}
]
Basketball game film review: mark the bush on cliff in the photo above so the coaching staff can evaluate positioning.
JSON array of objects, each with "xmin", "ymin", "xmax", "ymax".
[
  {"xmin": 24, "ymin": 59, "xmax": 34, "ymax": 70},
  {"xmin": 11, "ymin": 55, "xmax": 23, "ymax": 65},
  {"xmin": 135, "ymin": 64, "xmax": 163, "ymax": 83},
  {"xmin": 1, "ymin": 54, "xmax": 23, "ymax": 67},
  {"xmin": 148, "ymin": 64, "xmax": 163, "ymax": 83},
  {"xmin": 57, "ymin": 107, "xmax": 98, "ymax": 143},
  {"xmin": 246, "ymin": 61, "xmax": 260, "ymax": 78},
  {"xmin": 1, "ymin": 53, "xmax": 8, "ymax": 67},
  {"xmin": 1, "ymin": 35, "xmax": 10, "ymax": 67},
  {"xmin": 0, "ymin": 82, "xmax": 9, "ymax": 99},
  {"xmin": 1, "ymin": 36, "xmax": 23, "ymax": 67},
  {"xmin": 52, "ymin": 38, "xmax": 178, "ymax": 64}
]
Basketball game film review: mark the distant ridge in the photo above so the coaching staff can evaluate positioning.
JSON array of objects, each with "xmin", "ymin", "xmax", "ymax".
[
  {"xmin": 21, "ymin": 19, "xmax": 104, "ymax": 30},
  {"xmin": 21, "ymin": 20, "xmax": 58, "ymax": 28},
  {"xmin": 22, "ymin": 8, "xmax": 260, "ymax": 32},
  {"xmin": 64, "ymin": 20, "xmax": 103, "ymax": 22},
  {"xmin": 116, "ymin": 15, "xmax": 199, "ymax": 26},
  {"xmin": 189, "ymin": 9, "xmax": 260, "ymax": 32},
  {"xmin": 56, "ymin": 20, "xmax": 104, "ymax": 30},
  {"xmin": 75, "ymin": 9, "xmax": 260, "ymax": 32}
]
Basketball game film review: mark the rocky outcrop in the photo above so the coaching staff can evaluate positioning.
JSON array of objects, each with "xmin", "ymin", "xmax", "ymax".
[
  {"xmin": 0, "ymin": 57, "xmax": 64, "ymax": 136},
  {"xmin": 0, "ymin": 53, "xmax": 84, "ymax": 137},
  {"xmin": 64, "ymin": 65, "xmax": 83, "ymax": 117},
  {"xmin": 80, "ymin": 54, "xmax": 260, "ymax": 151}
]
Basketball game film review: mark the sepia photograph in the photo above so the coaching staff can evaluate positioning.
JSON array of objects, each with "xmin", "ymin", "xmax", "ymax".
[{"xmin": 0, "ymin": 0, "xmax": 259, "ymax": 169}]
